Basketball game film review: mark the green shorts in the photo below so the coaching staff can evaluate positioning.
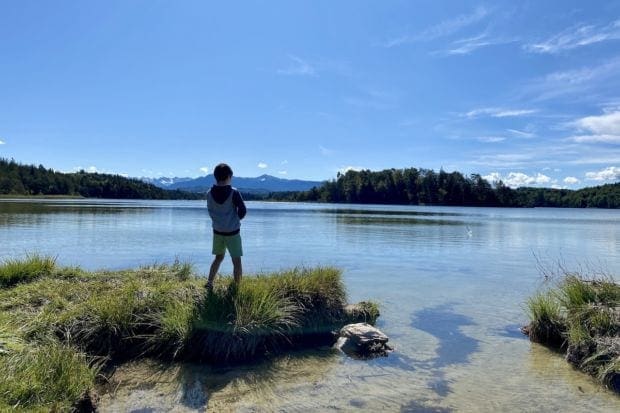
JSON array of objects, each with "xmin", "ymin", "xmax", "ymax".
[{"xmin": 212, "ymin": 233, "xmax": 243, "ymax": 258}]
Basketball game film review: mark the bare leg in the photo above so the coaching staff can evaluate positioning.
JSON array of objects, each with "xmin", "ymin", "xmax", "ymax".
[
  {"xmin": 232, "ymin": 257, "xmax": 242, "ymax": 284},
  {"xmin": 208, "ymin": 254, "xmax": 225, "ymax": 286}
]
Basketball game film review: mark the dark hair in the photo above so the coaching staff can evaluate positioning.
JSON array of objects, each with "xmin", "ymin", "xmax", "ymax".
[{"xmin": 213, "ymin": 163, "xmax": 233, "ymax": 182}]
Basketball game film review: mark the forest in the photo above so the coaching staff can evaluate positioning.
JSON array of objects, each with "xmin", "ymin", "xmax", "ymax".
[
  {"xmin": 2, "ymin": 159, "xmax": 618, "ymax": 207},
  {"xmin": 0, "ymin": 158, "xmax": 202, "ymax": 199},
  {"xmin": 267, "ymin": 168, "xmax": 620, "ymax": 208}
]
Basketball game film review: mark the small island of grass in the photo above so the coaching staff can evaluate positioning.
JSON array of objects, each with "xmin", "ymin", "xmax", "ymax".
[
  {"xmin": 524, "ymin": 270, "xmax": 619, "ymax": 393},
  {"xmin": 0, "ymin": 255, "xmax": 379, "ymax": 411}
]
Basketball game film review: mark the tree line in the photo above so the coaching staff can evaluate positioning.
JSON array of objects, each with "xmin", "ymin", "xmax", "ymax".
[
  {"xmin": 266, "ymin": 168, "xmax": 620, "ymax": 208},
  {"xmin": 0, "ymin": 158, "xmax": 203, "ymax": 199}
]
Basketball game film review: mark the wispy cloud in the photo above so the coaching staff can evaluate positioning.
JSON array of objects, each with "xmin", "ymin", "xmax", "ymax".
[
  {"xmin": 0, "ymin": 139, "xmax": 4, "ymax": 145},
  {"xmin": 277, "ymin": 55, "xmax": 316, "ymax": 76},
  {"xmin": 482, "ymin": 171, "xmax": 552, "ymax": 187},
  {"xmin": 383, "ymin": 7, "xmax": 488, "ymax": 47},
  {"xmin": 436, "ymin": 32, "xmax": 515, "ymax": 56},
  {"xmin": 257, "ymin": 162, "xmax": 268, "ymax": 169},
  {"xmin": 476, "ymin": 136, "xmax": 506, "ymax": 143},
  {"xmin": 343, "ymin": 88, "xmax": 398, "ymax": 111},
  {"xmin": 465, "ymin": 107, "xmax": 538, "ymax": 118},
  {"xmin": 471, "ymin": 153, "xmax": 535, "ymax": 168},
  {"xmin": 319, "ymin": 145, "xmax": 334, "ymax": 156},
  {"xmin": 585, "ymin": 166, "xmax": 620, "ymax": 181},
  {"xmin": 507, "ymin": 128, "xmax": 536, "ymax": 138},
  {"xmin": 277, "ymin": 170, "xmax": 287, "ymax": 175},
  {"xmin": 199, "ymin": 166, "xmax": 209, "ymax": 174},
  {"xmin": 568, "ymin": 109, "xmax": 620, "ymax": 144},
  {"xmin": 524, "ymin": 57, "xmax": 620, "ymax": 101},
  {"xmin": 525, "ymin": 19, "xmax": 620, "ymax": 54},
  {"xmin": 564, "ymin": 176, "xmax": 580, "ymax": 185}
]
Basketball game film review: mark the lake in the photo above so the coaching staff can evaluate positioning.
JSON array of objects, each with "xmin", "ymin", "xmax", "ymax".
[{"xmin": 1, "ymin": 199, "xmax": 619, "ymax": 412}]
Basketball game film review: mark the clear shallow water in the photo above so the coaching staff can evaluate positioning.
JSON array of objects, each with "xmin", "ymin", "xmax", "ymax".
[{"xmin": 1, "ymin": 199, "xmax": 619, "ymax": 412}]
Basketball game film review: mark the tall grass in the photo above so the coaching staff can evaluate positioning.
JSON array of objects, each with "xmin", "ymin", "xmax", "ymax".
[
  {"xmin": 526, "ymin": 270, "xmax": 619, "ymax": 392},
  {"xmin": 0, "ymin": 259, "xmax": 379, "ymax": 408},
  {"xmin": 0, "ymin": 254, "xmax": 56, "ymax": 288},
  {"xmin": 525, "ymin": 291, "xmax": 564, "ymax": 347},
  {"xmin": 0, "ymin": 341, "xmax": 99, "ymax": 411}
]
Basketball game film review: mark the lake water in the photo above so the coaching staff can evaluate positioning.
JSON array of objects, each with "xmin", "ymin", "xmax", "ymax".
[{"xmin": 1, "ymin": 199, "xmax": 619, "ymax": 412}]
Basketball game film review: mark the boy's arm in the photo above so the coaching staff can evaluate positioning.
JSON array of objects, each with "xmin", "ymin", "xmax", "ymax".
[{"xmin": 232, "ymin": 190, "xmax": 247, "ymax": 219}]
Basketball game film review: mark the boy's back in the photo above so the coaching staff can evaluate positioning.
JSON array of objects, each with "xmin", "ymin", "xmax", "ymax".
[{"xmin": 207, "ymin": 185, "xmax": 245, "ymax": 234}]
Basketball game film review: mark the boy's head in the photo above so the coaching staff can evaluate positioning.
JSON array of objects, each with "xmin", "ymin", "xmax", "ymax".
[{"xmin": 213, "ymin": 163, "xmax": 233, "ymax": 184}]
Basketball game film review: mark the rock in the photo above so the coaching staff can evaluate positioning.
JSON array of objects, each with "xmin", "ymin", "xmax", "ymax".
[{"xmin": 336, "ymin": 323, "xmax": 392, "ymax": 359}]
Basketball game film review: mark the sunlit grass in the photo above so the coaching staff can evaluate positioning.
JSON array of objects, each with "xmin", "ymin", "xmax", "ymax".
[
  {"xmin": 0, "ymin": 254, "xmax": 56, "ymax": 288},
  {"xmin": 0, "ymin": 256, "xmax": 378, "ymax": 408},
  {"xmin": 525, "ymin": 270, "xmax": 619, "ymax": 392},
  {"xmin": 0, "ymin": 341, "xmax": 99, "ymax": 411}
]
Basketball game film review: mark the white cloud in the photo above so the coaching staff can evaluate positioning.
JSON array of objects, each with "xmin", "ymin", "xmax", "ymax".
[
  {"xmin": 199, "ymin": 166, "xmax": 209, "ymax": 174},
  {"xmin": 277, "ymin": 170, "xmax": 287, "ymax": 175},
  {"xmin": 338, "ymin": 166, "xmax": 364, "ymax": 174},
  {"xmin": 569, "ymin": 110, "xmax": 620, "ymax": 144},
  {"xmin": 277, "ymin": 55, "xmax": 316, "ymax": 76},
  {"xmin": 319, "ymin": 145, "xmax": 334, "ymax": 156},
  {"xmin": 465, "ymin": 107, "xmax": 538, "ymax": 118},
  {"xmin": 525, "ymin": 19, "xmax": 620, "ymax": 54},
  {"xmin": 476, "ymin": 136, "xmax": 506, "ymax": 143},
  {"xmin": 563, "ymin": 176, "xmax": 580, "ymax": 185},
  {"xmin": 585, "ymin": 166, "xmax": 620, "ymax": 181},
  {"xmin": 257, "ymin": 162, "xmax": 268, "ymax": 169},
  {"xmin": 525, "ymin": 57, "xmax": 620, "ymax": 101},
  {"xmin": 482, "ymin": 172, "xmax": 502, "ymax": 183},
  {"xmin": 437, "ymin": 33, "xmax": 516, "ymax": 56},
  {"xmin": 507, "ymin": 128, "xmax": 536, "ymax": 138},
  {"xmin": 383, "ymin": 7, "xmax": 488, "ymax": 47},
  {"xmin": 86, "ymin": 166, "xmax": 99, "ymax": 173},
  {"xmin": 0, "ymin": 139, "xmax": 5, "ymax": 145},
  {"xmin": 482, "ymin": 171, "xmax": 552, "ymax": 188}
]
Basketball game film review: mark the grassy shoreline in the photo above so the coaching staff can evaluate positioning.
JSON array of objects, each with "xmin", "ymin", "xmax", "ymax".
[
  {"xmin": 524, "ymin": 270, "xmax": 619, "ymax": 393},
  {"xmin": 0, "ymin": 255, "xmax": 379, "ymax": 411}
]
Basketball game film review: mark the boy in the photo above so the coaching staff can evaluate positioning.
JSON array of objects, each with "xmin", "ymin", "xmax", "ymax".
[{"xmin": 206, "ymin": 163, "xmax": 246, "ymax": 291}]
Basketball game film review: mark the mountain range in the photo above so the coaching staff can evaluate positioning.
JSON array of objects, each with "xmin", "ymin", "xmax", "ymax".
[{"xmin": 141, "ymin": 174, "xmax": 323, "ymax": 194}]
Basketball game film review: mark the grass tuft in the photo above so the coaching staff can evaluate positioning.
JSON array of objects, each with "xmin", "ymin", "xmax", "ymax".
[
  {"xmin": 0, "ymin": 254, "xmax": 56, "ymax": 288},
  {"xmin": 526, "ymin": 269, "xmax": 619, "ymax": 393},
  {"xmin": 525, "ymin": 291, "xmax": 565, "ymax": 347},
  {"xmin": 0, "ymin": 341, "xmax": 99, "ymax": 411}
]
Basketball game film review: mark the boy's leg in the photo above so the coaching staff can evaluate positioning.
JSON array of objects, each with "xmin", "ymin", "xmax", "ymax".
[
  {"xmin": 227, "ymin": 233, "xmax": 243, "ymax": 283},
  {"xmin": 208, "ymin": 254, "xmax": 225, "ymax": 285},
  {"xmin": 208, "ymin": 233, "xmax": 227, "ymax": 288},
  {"xmin": 232, "ymin": 257, "xmax": 242, "ymax": 283}
]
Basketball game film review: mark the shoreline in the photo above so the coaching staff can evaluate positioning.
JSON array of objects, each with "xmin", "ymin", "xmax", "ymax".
[{"xmin": 0, "ymin": 256, "xmax": 379, "ymax": 411}]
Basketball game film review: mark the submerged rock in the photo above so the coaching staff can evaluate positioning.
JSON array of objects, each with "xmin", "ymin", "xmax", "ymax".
[{"xmin": 336, "ymin": 323, "xmax": 392, "ymax": 359}]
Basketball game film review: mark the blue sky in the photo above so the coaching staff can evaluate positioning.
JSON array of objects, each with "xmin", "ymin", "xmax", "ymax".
[{"xmin": 1, "ymin": 1, "xmax": 619, "ymax": 188}]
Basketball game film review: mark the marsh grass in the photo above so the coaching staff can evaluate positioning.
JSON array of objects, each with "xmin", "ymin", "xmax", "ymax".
[
  {"xmin": 0, "ymin": 341, "xmax": 99, "ymax": 411},
  {"xmin": 525, "ymin": 270, "xmax": 619, "ymax": 392},
  {"xmin": 0, "ymin": 254, "xmax": 56, "ymax": 288},
  {"xmin": 0, "ymin": 256, "xmax": 378, "ymax": 409},
  {"xmin": 525, "ymin": 292, "xmax": 565, "ymax": 347}
]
